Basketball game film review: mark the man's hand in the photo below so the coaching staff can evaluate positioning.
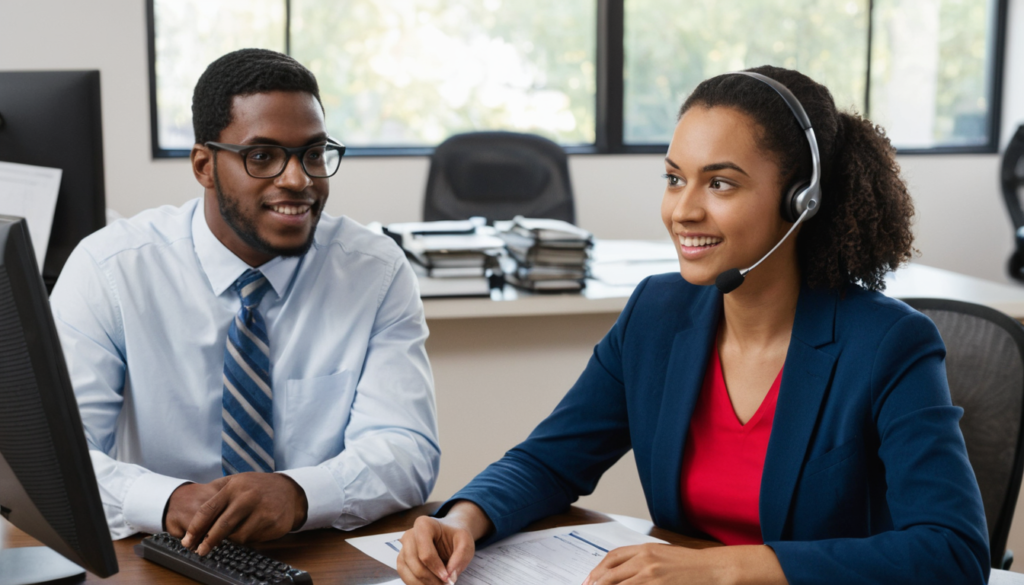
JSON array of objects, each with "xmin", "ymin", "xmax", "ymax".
[
  {"xmin": 172, "ymin": 472, "xmax": 308, "ymax": 555},
  {"xmin": 165, "ymin": 482, "xmax": 222, "ymax": 539}
]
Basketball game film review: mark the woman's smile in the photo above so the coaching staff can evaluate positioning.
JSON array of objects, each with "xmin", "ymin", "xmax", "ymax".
[{"xmin": 675, "ymin": 232, "xmax": 724, "ymax": 259}]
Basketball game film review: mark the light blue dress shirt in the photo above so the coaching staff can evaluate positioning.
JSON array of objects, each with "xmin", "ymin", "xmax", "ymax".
[{"xmin": 50, "ymin": 198, "xmax": 440, "ymax": 539}]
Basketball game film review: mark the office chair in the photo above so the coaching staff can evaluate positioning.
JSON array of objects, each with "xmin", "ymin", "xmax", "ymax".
[
  {"xmin": 423, "ymin": 131, "xmax": 576, "ymax": 224},
  {"xmin": 904, "ymin": 298, "xmax": 1024, "ymax": 570},
  {"xmin": 1002, "ymin": 125, "xmax": 1024, "ymax": 282}
]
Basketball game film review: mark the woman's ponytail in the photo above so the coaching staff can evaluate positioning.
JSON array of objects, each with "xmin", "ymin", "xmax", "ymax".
[{"xmin": 800, "ymin": 112, "xmax": 915, "ymax": 291}]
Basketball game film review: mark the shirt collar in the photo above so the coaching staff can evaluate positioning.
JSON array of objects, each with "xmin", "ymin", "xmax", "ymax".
[{"xmin": 192, "ymin": 200, "xmax": 302, "ymax": 298}]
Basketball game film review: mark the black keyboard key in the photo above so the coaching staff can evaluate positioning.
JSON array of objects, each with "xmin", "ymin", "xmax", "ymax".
[{"xmin": 134, "ymin": 532, "xmax": 312, "ymax": 585}]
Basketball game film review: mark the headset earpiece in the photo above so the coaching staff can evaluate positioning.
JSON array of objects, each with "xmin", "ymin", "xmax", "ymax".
[
  {"xmin": 782, "ymin": 182, "xmax": 808, "ymax": 223},
  {"xmin": 783, "ymin": 180, "xmax": 821, "ymax": 223}
]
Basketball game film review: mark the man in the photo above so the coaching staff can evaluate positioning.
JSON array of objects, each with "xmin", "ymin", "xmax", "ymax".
[{"xmin": 51, "ymin": 49, "xmax": 439, "ymax": 554}]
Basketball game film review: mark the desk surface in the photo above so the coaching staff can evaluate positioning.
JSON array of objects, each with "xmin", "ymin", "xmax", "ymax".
[
  {"xmin": 0, "ymin": 505, "xmax": 714, "ymax": 584},
  {"xmin": 5, "ymin": 506, "xmax": 1024, "ymax": 584},
  {"xmin": 422, "ymin": 241, "xmax": 1024, "ymax": 321}
]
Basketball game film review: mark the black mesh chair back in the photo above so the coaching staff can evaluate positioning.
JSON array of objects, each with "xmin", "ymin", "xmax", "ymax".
[
  {"xmin": 423, "ymin": 131, "xmax": 575, "ymax": 223},
  {"xmin": 904, "ymin": 298, "xmax": 1024, "ymax": 569}
]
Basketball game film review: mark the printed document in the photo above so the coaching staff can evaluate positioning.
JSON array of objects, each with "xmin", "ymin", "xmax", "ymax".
[
  {"xmin": 0, "ymin": 161, "xmax": 62, "ymax": 270},
  {"xmin": 348, "ymin": 521, "xmax": 665, "ymax": 585}
]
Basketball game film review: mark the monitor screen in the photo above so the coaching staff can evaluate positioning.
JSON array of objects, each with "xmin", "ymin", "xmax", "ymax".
[
  {"xmin": 0, "ymin": 70, "xmax": 106, "ymax": 292},
  {"xmin": 0, "ymin": 215, "xmax": 117, "ymax": 580}
]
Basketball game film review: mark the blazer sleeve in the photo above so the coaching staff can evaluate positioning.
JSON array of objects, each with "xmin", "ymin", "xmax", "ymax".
[
  {"xmin": 436, "ymin": 278, "xmax": 652, "ymax": 545},
  {"xmin": 767, "ymin": 311, "xmax": 990, "ymax": 585}
]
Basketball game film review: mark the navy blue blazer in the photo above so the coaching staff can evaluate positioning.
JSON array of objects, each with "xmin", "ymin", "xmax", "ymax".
[{"xmin": 444, "ymin": 273, "xmax": 990, "ymax": 584}]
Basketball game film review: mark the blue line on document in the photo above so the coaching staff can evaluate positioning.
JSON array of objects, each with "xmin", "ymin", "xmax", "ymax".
[{"xmin": 568, "ymin": 532, "xmax": 609, "ymax": 553}]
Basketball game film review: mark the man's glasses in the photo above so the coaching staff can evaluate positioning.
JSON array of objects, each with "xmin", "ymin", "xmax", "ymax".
[{"xmin": 205, "ymin": 139, "xmax": 346, "ymax": 179}]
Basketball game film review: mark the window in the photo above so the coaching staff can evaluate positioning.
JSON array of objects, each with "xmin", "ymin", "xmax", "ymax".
[
  {"xmin": 869, "ymin": 0, "xmax": 1001, "ymax": 149},
  {"xmin": 151, "ymin": 0, "xmax": 286, "ymax": 151},
  {"xmin": 624, "ymin": 0, "xmax": 870, "ymax": 145},
  {"xmin": 149, "ymin": 0, "xmax": 595, "ymax": 154},
  {"xmin": 147, "ymin": 0, "xmax": 1008, "ymax": 156},
  {"xmin": 291, "ymin": 0, "xmax": 596, "ymax": 148}
]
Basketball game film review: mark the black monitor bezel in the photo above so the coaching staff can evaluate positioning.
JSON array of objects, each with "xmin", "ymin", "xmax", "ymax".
[{"xmin": 0, "ymin": 216, "xmax": 118, "ymax": 578}]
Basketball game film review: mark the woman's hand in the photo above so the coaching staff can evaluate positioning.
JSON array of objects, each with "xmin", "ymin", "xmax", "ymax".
[
  {"xmin": 583, "ymin": 543, "xmax": 788, "ymax": 585},
  {"xmin": 397, "ymin": 501, "xmax": 493, "ymax": 585}
]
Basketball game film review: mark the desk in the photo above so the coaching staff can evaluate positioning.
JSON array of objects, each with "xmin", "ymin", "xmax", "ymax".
[
  {"xmin": 0, "ymin": 505, "xmax": 714, "ymax": 584},
  {"xmin": 6, "ymin": 508, "xmax": 1024, "ymax": 584},
  {"xmin": 421, "ymin": 241, "xmax": 1024, "ymax": 320}
]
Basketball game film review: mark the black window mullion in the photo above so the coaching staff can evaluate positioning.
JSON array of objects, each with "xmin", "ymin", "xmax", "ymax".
[
  {"xmin": 864, "ymin": 0, "xmax": 874, "ymax": 118},
  {"xmin": 987, "ymin": 0, "xmax": 1009, "ymax": 151},
  {"xmin": 285, "ymin": 0, "xmax": 292, "ymax": 55},
  {"xmin": 146, "ymin": 0, "xmax": 165, "ymax": 158},
  {"xmin": 596, "ymin": 0, "xmax": 625, "ymax": 154}
]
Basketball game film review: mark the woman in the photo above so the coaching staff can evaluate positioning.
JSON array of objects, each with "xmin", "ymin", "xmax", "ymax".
[{"xmin": 397, "ymin": 66, "xmax": 989, "ymax": 585}]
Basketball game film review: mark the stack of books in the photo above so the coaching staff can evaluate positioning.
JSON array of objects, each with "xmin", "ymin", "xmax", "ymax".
[
  {"xmin": 499, "ymin": 217, "xmax": 593, "ymax": 292},
  {"xmin": 385, "ymin": 221, "xmax": 505, "ymax": 298}
]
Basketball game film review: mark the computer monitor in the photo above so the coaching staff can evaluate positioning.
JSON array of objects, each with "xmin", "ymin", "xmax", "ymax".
[
  {"xmin": 0, "ymin": 216, "xmax": 117, "ymax": 583},
  {"xmin": 0, "ymin": 70, "xmax": 107, "ymax": 292}
]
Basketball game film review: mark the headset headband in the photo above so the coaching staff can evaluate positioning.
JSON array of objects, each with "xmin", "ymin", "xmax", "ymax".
[{"xmin": 732, "ymin": 71, "xmax": 822, "ymax": 221}]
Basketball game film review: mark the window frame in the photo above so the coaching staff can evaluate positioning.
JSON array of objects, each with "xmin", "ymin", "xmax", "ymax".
[{"xmin": 146, "ymin": 0, "xmax": 1010, "ymax": 159}]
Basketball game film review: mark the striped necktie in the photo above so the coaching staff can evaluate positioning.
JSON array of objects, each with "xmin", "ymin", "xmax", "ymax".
[{"xmin": 221, "ymin": 269, "xmax": 275, "ymax": 475}]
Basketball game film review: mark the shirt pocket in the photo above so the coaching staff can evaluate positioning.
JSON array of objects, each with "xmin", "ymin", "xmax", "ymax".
[{"xmin": 281, "ymin": 370, "xmax": 358, "ymax": 468}]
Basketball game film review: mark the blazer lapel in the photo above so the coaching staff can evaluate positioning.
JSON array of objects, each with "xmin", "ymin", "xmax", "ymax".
[
  {"xmin": 649, "ymin": 288, "xmax": 720, "ymax": 533},
  {"xmin": 759, "ymin": 286, "xmax": 839, "ymax": 542}
]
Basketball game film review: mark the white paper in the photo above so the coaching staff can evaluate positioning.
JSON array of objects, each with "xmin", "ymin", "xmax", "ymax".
[
  {"xmin": 0, "ymin": 161, "xmax": 62, "ymax": 270},
  {"xmin": 347, "ymin": 521, "xmax": 665, "ymax": 585},
  {"xmin": 590, "ymin": 240, "xmax": 679, "ymax": 264}
]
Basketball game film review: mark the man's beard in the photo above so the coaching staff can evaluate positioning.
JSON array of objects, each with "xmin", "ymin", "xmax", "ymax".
[{"xmin": 213, "ymin": 159, "xmax": 318, "ymax": 259}]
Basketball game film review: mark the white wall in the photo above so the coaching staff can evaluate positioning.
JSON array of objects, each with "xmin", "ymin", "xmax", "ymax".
[{"xmin": 2, "ymin": 0, "xmax": 1023, "ymax": 285}]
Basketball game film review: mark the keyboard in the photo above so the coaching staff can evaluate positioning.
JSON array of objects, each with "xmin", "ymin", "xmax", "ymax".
[{"xmin": 134, "ymin": 532, "xmax": 313, "ymax": 584}]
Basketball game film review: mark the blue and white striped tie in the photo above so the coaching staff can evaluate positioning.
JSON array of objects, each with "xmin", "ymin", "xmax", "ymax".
[{"xmin": 221, "ymin": 269, "xmax": 275, "ymax": 475}]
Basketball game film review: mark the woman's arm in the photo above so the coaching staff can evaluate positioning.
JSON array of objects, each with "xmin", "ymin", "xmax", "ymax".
[
  {"xmin": 767, "ymin": 311, "xmax": 989, "ymax": 585},
  {"xmin": 434, "ymin": 278, "xmax": 656, "ymax": 546},
  {"xmin": 396, "ymin": 278, "xmax": 657, "ymax": 584}
]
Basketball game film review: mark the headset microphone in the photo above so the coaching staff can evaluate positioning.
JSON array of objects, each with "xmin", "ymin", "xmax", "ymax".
[
  {"xmin": 713, "ymin": 70, "xmax": 823, "ymax": 294},
  {"xmin": 715, "ymin": 207, "xmax": 812, "ymax": 294}
]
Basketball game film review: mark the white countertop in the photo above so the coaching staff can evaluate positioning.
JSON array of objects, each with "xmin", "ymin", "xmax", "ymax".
[{"xmin": 422, "ymin": 240, "xmax": 1024, "ymax": 320}]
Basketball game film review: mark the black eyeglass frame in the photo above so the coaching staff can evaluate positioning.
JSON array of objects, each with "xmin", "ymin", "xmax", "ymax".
[{"xmin": 205, "ymin": 138, "xmax": 346, "ymax": 179}]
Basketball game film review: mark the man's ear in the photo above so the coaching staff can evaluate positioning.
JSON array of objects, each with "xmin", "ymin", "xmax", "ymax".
[{"xmin": 192, "ymin": 145, "xmax": 215, "ymax": 189}]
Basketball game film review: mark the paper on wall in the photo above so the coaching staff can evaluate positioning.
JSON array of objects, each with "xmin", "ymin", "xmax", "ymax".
[{"xmin": 0, "ymin": 161, "xmax": 62, "ymax": 271}]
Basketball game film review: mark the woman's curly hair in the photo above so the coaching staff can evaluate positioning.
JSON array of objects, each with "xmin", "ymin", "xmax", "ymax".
[{"xmin": 679, "ymin": 65, "xmax": 915, "ymax": 291}]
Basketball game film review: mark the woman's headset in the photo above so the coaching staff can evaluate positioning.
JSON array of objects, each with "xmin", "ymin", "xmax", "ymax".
[
  {"xmin": 714, "ymin": 71, "xmax": 823, "ymax": 293},
  {"xmin": 732, "ymin": 71, "xmax": 822, "ymax": 223}
]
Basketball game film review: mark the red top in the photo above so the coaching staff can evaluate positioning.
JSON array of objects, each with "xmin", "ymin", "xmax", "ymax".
[{"xmin": 680, "ymin": 344, "xmax": 782, "ymax": 545}]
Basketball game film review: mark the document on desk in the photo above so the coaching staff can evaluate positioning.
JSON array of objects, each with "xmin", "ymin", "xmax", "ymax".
[
  {"xmin": 0, "ymin": 161, "xmax": 62, "ymax": 270},
  {"xmin": 349, "ymin": 521, "xmax": 666, "ymax": 585}
]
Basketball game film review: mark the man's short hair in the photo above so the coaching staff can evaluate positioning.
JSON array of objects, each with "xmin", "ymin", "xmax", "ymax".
[{"xmin": 192, "ymin": 48, "xmax": 322, "ymax": 144}]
